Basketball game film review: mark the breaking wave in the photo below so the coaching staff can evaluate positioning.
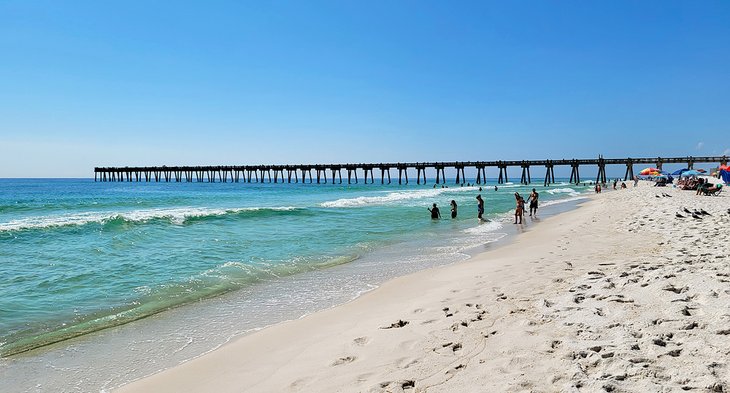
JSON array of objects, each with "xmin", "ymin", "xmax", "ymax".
[
  {"xmin": 0, "ymin": 206, "xmax": 302, "ymax": 233},
  {"xmin": 545, "ymin": 188, "xmax": 583, "ymax": 197},
  {"xmin": 320, "ymin": 187, "xmax": 481, "ymax": 208}
]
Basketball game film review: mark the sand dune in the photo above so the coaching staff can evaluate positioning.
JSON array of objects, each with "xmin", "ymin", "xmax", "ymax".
[{"xmin": 117, "ymin": 184, "xmax": 730, "ymax": 392}]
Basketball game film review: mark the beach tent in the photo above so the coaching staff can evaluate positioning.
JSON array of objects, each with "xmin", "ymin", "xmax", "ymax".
[{"xmin": 671, "ymin": 168, "xmax": 689, "ymax": 176}]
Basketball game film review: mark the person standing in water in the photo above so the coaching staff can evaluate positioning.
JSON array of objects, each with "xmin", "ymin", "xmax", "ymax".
[
  {"xmin": 514, "ymin": 193, "xmax": 525, "ymax": 224},
  {"xmin": 450, "ymin": 200, "xmax": 458, "ymax": 219},
  {"xmin": 428, "ymin": 203, "xmax": 441, "ymax": 219},
  {"xmin": 526, "ymin": 188, "xmax": 539, "ymax": 217},
  {"xmin": 476, "ymin": 195, "xmax": 485, "ymax": 221}
]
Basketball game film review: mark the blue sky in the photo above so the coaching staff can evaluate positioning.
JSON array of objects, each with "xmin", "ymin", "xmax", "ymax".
[{"xmin": 1, "ymin": 1, "xmax": 729, "ymax": 177}]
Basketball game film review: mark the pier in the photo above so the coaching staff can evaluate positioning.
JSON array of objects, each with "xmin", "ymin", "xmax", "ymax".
[{"xmin": 94, "ymin": 156, "xmax": 728, "ymax": 186}]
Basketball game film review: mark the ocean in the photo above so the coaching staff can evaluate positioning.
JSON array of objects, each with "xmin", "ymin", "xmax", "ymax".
[{"xmin": 0, "ymin": 178, "xmax": 588, "ymax": 392}]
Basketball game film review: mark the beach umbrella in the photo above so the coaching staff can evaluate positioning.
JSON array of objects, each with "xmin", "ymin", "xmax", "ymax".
[
  {"xmin": 681, "ymin": 170, "xmax": 701, "ymax": 177},
  {"xmin": 640, "ymin": 167, "xmax": 660, "ymax": 175},
  {"xmin": 671, "ymin": 168, "xmax": 689, "ymax": 176},
  {"xmin": 697, "ymin": 169, "xmax": 707, "ymax": 173}
]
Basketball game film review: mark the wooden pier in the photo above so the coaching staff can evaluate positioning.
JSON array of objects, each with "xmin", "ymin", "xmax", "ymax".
[{"xmin": 94, "ymin": 156, "xmax": 728, "ymax": 186}]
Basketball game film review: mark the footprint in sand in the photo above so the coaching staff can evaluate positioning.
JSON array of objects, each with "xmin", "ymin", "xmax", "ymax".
[
  {"xmin": 378, "ymin": 380, "xmax": 416, "ymax": 392},
  {"xmin": 435, "ymin": 342, "xmax": 462, "ymax": 354},
  {"xmin": 381, "ymin": 320, "xmax": 409, "ymax": 329},
  {"xmin": 332, "ymin": 356, "xmax": 356, "ymax": 366},
  {"xmin": 395, "ymin": 357, "xmax": 419, "ymax": 369},
  {"xmin": 445, "ymin": 364, "xmax": 466, "ymax": 377}
]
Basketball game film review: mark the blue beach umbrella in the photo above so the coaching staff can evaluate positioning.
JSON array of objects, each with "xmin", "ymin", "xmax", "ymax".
[
  {"xmin": 680, "ymin": 170, "xmax": 701, "ymax": 177},
  {"xmin": 671, "ymin": 168, "xmax": 689, "ymax": 176}
]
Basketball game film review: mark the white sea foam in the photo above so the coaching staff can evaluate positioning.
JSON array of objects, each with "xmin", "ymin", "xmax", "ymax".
[
  {"xmin": 462, "ymin": 220, "xmax": 504, "ymax": 234},
  {"xmin": 545, "ymin": 187, "xmax": 583, "ymax": 197},
  {"xmin": 320, "ymin": 187, "xmax": 481, "ymax": 208},
  {"xmin": 539, "ymin": 196, "xmax": 588, "ymax": 208},
  {"xmin": 0, "ymin": 206, "xmax": 299, "ymax": 232}
]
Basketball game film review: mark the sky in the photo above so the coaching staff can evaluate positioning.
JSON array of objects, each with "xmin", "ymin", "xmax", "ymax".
[{"xmin": 1, "ymin": 1, "xmax": 729, "ymax": 177}]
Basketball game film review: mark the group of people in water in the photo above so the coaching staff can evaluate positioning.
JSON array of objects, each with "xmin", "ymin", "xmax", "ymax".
[
  {"xmin": 428, "ymin": 188, "xmax": 539, "ymax": 224},
  {"xmin": 593, "ymin": 179, "xmax": 630, "ymax": 193}
]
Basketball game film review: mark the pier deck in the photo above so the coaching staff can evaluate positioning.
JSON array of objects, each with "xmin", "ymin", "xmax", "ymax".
[{"xmin": 94, "ymin": 156, "xmax": 728, "ymax": 186}]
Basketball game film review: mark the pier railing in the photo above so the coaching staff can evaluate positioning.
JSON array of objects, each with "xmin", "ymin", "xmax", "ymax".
[{"xmin": 94, "ymin": 155, "xmax": 728, "ymax": 186}]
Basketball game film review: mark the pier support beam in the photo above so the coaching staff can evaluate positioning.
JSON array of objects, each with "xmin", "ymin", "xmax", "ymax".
[
  {"xmin": 316, "ymin": 169, "xmax": 326, "ymax": 184},
  {"xmin": 475, "ymin": 166, "xmax": 486, "ymax": 184},
  {"xmin": 543, "ymin": 164, "xmax": 556, "ymax": 186},
  {"xmin": 569, "ymin": 164, "xmax": 581, "ymax": 184},
  {"xmin": 497, "ymin": 164, "xmax": 508, "ymax": 184},
  {"xmin": 435, "ymin": 166, "xmax": 445, "ymax": 184},
  {"xmin": 623, "ymin": 160, "xmax": 634, "ymax": 181},
  {"xmin": 363, "ymin": 168, "xmax": 374, "ymax": 184},
  {"xmin": 346, "ymin": 168, "xmax": 358, "ymax": 184},
  {"xmin": 454, "ymin": 166, "xmax": 466, "ymax": 185},
  {"xmin": 520, "ymin": 164, "xmax": 531, "ymax": 185},
  {"xmin": 380, "ymin": 168, "xmax": 391, "ymax": 184},
  {"xmin": 596, "ymin": 164, "xmax": 607, "ymax": 184},
  {"xmin": 416, "ymin": 166, "xmax": 426, "ymax": 184},
  {"xmin": 331, "ymin": 168, "xmax": 342, "ymax": 184},
  {"xmin": 397, "ymin": 166, "xmax": 408, "ymax": 185}
]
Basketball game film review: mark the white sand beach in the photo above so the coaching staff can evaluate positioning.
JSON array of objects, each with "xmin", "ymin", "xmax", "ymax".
[{"xmin": 117, "ymin": 184, "xmax": 730, "ymax": 392}]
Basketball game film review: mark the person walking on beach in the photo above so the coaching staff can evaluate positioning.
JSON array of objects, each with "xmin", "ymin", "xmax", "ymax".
[
  {"xmin": 476, "ymin": 195, "xmax": 485, "ymax": 221},
  {"xmin": 526, "ymin": 188, "xmax": 539, "ymax": 217},
  {"xmin": 514, "ymin": 193, "xmax": 525, "ymax": 224},
  {"xmin": 450, "ymin": 200, "xmax": 458, "ymax": 219},
  {"xmin": 428, "ymin": 203, "xmax": 441, "ymax": 219}
]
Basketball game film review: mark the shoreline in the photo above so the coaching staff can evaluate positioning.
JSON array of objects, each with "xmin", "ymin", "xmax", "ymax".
[
  {"xmin": 117, "ymin": 185, "xmax": 730, "ymax": 392},
  {"xmin": 115, "ymin": 195, "xmax": 600, "ymax": 392},
  {"xmin": 1, "ymin": 184, "xmax": 589, "ymax": 393}
]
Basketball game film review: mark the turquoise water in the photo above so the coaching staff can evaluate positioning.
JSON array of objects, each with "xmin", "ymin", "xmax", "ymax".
[{"xmin": 0, "ymin": 178, "xmax": 587, "ymax": 359}]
